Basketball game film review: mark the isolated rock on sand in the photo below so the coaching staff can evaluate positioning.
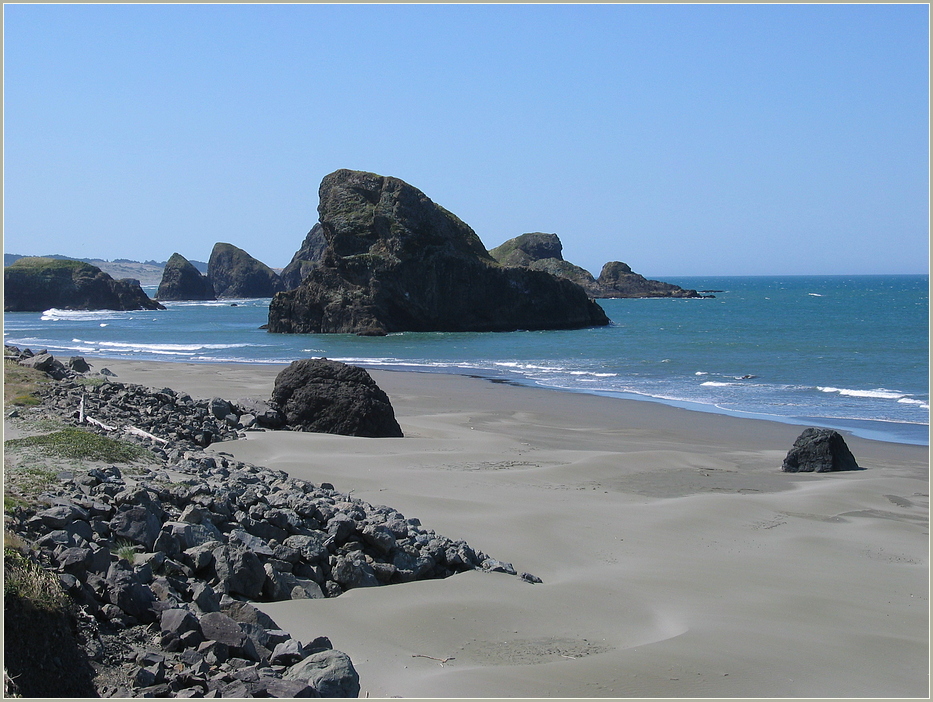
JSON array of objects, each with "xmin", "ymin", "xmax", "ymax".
[
  {"xmin": 781, "ymin": 427, "xmax": 860, "ymax": 473},
  {"xmin": 272, "ymin": 358, "xmax": 404, "ymax": 437}
]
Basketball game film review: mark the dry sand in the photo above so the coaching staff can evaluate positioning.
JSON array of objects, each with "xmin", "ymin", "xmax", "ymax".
[{"xmin": 94, "ymin": 358, "xmax": 929, "ymax": 697}]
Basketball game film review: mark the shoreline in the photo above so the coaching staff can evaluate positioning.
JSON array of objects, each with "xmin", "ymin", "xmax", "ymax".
[
  {"xmin": 41, "ymin": 352, "xmax": 931, "ymax": 447},
  {"xmin": 39, "ymin": 354, "xmax": 928, "ymax": 697}
]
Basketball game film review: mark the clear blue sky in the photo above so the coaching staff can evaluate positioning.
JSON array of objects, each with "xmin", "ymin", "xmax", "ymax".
[{"xmin": 4, "ymin": 4, "xmax": 929, "ymax": 276}]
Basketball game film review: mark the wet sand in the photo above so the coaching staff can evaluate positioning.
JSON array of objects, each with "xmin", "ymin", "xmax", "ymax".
[{"xmin": 92, "ymin": 358, "xmax": 929, "ymax": 697}]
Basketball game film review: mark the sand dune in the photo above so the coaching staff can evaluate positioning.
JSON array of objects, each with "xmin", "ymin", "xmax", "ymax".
[{"xmin": 96, "ymin": 359, "xmax": 929, "ymax": 697}]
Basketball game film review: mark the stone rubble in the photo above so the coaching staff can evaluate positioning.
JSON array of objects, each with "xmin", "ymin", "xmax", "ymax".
[{"xmin": 4, "ymin": 346, "xmax": 538, "ymax": 697}]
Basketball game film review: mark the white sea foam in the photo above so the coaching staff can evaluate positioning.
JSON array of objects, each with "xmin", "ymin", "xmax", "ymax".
[
  {"xmin": 701, "ymin": 381, "xmax": 735, "ymax": 387},
  {"xmin": 79, "ymin": 340, "xmax": 259, "ymax": 354},
  {"xmin": 817, "ymin": 386, "xmax": 907, "ymax": 400},
  {"xmin": 897, "ymin": 398, "xmax": 930, "ymax": 409},
  {"xmin": 41, "ymin": 309, "xmax": 128, "ymax": 322}
]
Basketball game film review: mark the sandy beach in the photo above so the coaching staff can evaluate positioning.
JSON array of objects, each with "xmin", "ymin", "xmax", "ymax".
[{"xmin": 81, "ymin": 358, "xmax": 928, "ymax": 697}]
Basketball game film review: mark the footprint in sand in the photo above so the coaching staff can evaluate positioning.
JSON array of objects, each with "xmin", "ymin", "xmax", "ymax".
[{"xmin": 456, "ymin": 636, "xmax": 612, "ymax": 666}]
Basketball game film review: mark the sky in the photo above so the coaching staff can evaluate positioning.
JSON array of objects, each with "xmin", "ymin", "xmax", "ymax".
[{"xmin": 3, "ymin": 4, "xmax": 929, "ymax": 277}]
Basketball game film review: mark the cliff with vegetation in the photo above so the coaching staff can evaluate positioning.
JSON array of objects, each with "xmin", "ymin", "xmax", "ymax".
[{"xmin": 3, "ymin": 257, "xmax": 164, "ymax": 312}]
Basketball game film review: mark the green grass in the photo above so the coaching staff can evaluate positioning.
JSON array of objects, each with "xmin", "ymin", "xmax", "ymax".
[
  {"xmin": 111, "ymin": 538, "xmax": 138, "ymax": 565},
  {"xmin": 4, "ymin": 458, "xmax": 59, "ymax": 496},
  {"xmin": 3, "ymin": 546, "xmax": 70, "ymax": 612},
  {"xmin": 5, "ymin": 428, "xmax": 152, "ymax": 463},
  {"xmin": 3, "ymin": 360, "xmax": 48, "ymax": 407},
  {"xmin": 6, "ymin": 256, "xmax": 91, "ymax": 273},
  {"xmin": 4, "ymin": 495, "xmax": 28, "ymax": 515}
]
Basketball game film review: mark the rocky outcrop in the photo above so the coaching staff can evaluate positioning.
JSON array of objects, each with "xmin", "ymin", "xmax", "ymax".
[
  {"xmin": 489, "ymin": 232, "xmax": 565, "ymax": 267},
  {"xmin": 267, "ymin": 170, "xmax": 610, "ymax": 335},
  {"xmin": 3, "ymin": 257, "xmax": 165, "ymax": 312},
  {"xmin": 781, "ymin": 427, "xmax": 860, "ymax": 473},
  {"xmin": 489, "ymin": 233, "xmax": 702, "ymax": 299},
  {"xmin": 156, "ymin": 253, "xmax": 216, "ymax": 301},
  {"xmin": 271, "ymin": 359, "xmax": 403, "ymax": 438},
  {"xmin": 207, "ymin": 243, "xmax": 286, "ymax": 299},
  {"xmin": 595, "ymin": 261, "xmax": 700, "ymax": 299},
  {"xmin": 280, "ymin": 223, "xmax": 327, "ymax": 290},
  {"xmin": 489, "ymin": 233, "xmax": 600, "ymax": 294}
]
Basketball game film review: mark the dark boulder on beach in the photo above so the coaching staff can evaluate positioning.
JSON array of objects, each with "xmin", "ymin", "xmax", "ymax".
[
  {"xmin": 781, "ymin": 427, "xmax": 860, "ymax": 473},
  {"xmin": 267, "ymin": 169, "xmax": 610, "ymax": 334},
  {"xmin": 208, "ymin": 243, "xmax": 286, "ymax": 299},
  {"xmin": 3, "ymin": 257, "xmax": 165, "ymax": 312},
  {"xmin": 281, "ymin": 223, "xmax": 328, "ymax": 290},
  {"xmin": 271, "ymin": 358, "xmax": 404, "ymax": 437},
  {"xmin": 156, "ymin": 253, "xmax": 216, "ymax": 301}
]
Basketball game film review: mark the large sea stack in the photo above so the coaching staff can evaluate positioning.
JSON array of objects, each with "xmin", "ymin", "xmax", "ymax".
[
  {"xmin": 280, "ymin": 223, "xmax": 328, "ymax": 290},
  {"xmin": 267, "ymin": 170, "xmax": 610, "ymax": 334},
  {"xmin": 208, "ymin": 243, "xmax": 286, "ymax": 299},
  {"xmin": 156, "ymin": 253, "xmax": 216, "ymax": 301},
  {"xmin": 3, "ymin": 257, "xmax": 164, "ymax": 312}
]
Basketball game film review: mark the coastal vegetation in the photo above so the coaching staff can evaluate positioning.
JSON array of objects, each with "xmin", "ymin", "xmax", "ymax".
[
  {"xmin": 4, "ymin": 427, "xmax": 152, "ymax": 463},
  {"xmin": 3, "ymin": 360, "xmax": 47, "ymax": 406}
]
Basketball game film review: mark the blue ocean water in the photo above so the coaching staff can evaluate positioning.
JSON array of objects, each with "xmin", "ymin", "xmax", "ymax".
[{"xmin": 4, "ymin": 275, "xmax": 928, "ymax": 445}]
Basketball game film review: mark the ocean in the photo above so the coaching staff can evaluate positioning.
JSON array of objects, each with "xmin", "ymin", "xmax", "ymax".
[{"xmin": 3, "ymin": 275, "xmax": 928, "ymax": 446}]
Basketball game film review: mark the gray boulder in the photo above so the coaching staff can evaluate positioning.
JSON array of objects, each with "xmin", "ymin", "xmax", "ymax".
[
  {"xmin": 110, "ymin": 504, "xmax": 162, "ymax": 551},
  {"xmin": 197, "ymin": 611, "xmax": 247, "ymax": 648},
  {"xmin": 105, "ymin": 562, "xmax": 157, "ymax": 622},
  {"xmin": 782, "ymin": 427, "xmax": 860, "ymax": 473},
  {"xmin": 271, "ymin": 358, "xmax": 403, "ymax": 437},
  {"xmin": 284, "ymin": 649, "xmax": 360, "ymax": 698},
  {"xmin": 211, "ymin": 545, "xmax": 266, "ymax": 599}
]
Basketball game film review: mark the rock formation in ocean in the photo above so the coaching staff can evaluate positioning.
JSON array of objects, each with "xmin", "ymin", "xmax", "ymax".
[
  {"xmin": 267, "ymin": 170, "xmax": 610, "ymax": 334},
  {"xmin": 489, "ymin": 232, "xmax": 601, "ymax": 295},
  {"xmin": 280, "ymin": 223, "xmax": 327, "ymax": 290},
  {"xmin": 271, "ymin": 359, "xmax": 404, "ymax": 438},
  {"xmin": 781, "ymin": 427, "xmax": 860, "ymax": 473},
  {"xmin": 3, "ymin": 257, "xmax": 165, "ymax": 312},
  {"xmin": 207, "ymin": 243, "xmax": 286, "ymax": 299},
  {"xmin": 489, "ymin": 232, "xmax": 702, "ymax": 299},
  {"xmin": 595, "ymin": 261, "xmax": 700, "ymax": 298},
  {"xmin": 156, "ymin": 253, "xmax": 216, "ymax": 301}
]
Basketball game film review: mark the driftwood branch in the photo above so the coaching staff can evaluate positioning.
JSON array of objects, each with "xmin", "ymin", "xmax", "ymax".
[
  {"xmin": 411, "ymin": 654, "xmax": 455, "ymax": 666},
  {"xmin": 124, "ymin": 425, "xmax": 169, "ymax": 445},
  {"xmin": 85, "ymin": 416, "xmax": 116, "ymax": 432}
]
